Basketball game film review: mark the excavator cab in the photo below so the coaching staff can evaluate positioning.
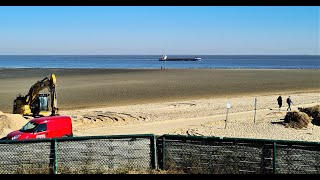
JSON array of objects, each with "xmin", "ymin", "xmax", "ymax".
[
  {"xmin": 30, "ymin": 94, "xmax": 50, "ymax": 117},
  {"xmin": 37, "ymin": 94, "xmax": 49, "ymax": 112}
]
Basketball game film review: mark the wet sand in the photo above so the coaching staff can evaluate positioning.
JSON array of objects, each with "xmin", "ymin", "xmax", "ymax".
[{"xmin": 1, "ymin": 68, "xmax": 320, "ymax": 113}]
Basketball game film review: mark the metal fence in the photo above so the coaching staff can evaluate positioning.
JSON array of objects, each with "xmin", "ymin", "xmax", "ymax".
[
  {"xmin": 0, "ymin": 134, "xmax": 157, "ymax": 174},
  {"xmin": 158, "ymin": 135, "xmax": 320, "ymax": 174},
  {"xmin": 0, "ymin": 142, "xmax": 51, "ymax": 174},
  {"xmin": 1, "ymin": 134, "xmax": 320, "ymax": 174}
]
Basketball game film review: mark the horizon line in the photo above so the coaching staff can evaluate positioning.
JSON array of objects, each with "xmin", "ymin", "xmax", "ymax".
[{"xmin": 0, "ymin": 54, "xmax": 319, "ymax": 56}]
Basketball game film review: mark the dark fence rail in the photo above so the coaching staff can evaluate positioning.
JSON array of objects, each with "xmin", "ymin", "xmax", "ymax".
[{"xmin": 0, "ymin": 134, "xmax": 320, "ymax": 174}]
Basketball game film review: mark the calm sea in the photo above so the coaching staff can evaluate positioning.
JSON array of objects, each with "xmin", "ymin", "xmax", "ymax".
[{"xmin": 0, "ymin": 55, "xmax": 319, "ymax": 69}]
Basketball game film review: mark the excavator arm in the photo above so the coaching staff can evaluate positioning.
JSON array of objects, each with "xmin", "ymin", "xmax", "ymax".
[
  {"xmin": 49, "ymin": 75, "xmax": 59, "ymax": 116},
  {"xmin": 25, "ymin": 74, "xmax": 55, "ymax": 104}
]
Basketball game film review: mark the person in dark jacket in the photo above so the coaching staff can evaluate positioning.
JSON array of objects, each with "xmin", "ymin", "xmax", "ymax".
[
  {"xmin": 277, "ymin": 95, "xmax": 282, "ymax": 110},
  {"xmin": 286, "ymin": 96, "xmax": 293, "ymax": 111}
]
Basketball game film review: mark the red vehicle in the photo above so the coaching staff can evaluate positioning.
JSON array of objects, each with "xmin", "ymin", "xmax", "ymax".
[{"xmin": 6, "ymin": 116, "xmax": 73, "ymax": 140}]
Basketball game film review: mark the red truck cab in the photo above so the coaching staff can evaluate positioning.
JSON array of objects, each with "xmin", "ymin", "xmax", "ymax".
[{"xmin": 7, "ymin": 116, "xmax": 73, "ymax": 140}]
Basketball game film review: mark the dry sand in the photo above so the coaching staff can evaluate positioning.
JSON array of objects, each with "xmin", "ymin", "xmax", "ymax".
[
  {"xmin": 0, "ymin": 111, "xmax": 28, "ymax": 138},
  {"xmin": 0, "ymin": 68, "xmax": 320, "ymax": 142},
  {"xmin": 60, "ymin": 91, "xmax": 320, "ymax": 142}
]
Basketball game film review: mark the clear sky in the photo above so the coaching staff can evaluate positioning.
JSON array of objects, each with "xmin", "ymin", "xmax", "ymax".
[{"xmin": 0, "ymin": 6, "xmax": 319, "ymax": 55}]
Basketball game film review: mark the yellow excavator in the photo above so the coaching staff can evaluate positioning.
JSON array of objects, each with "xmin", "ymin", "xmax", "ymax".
[{"xmin": 13, "ymin": 73, "xmax": 59, "ymax": 117}]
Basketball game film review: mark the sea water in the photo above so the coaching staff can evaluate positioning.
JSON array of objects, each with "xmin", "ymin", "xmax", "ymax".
[{"xmin": 0, "ymin": 55, "xmax": 319, "ymax": 69}]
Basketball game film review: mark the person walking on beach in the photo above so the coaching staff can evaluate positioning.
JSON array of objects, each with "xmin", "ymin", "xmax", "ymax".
[
  {"xmin": 277, "ymin": 95, "xmax": 282, "ymax": 110},
  {"xmin": 286, "ymin": 96, "xmax": 293, "ymax": 111}
]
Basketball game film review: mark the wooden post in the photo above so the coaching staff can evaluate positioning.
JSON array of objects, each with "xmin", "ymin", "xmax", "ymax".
[
  {"xmin": 254, "ymin": 98, "xmax": 257, "ymax": 123},
  {"xmin": 225, "ymin": 102, "xmax": 231, "ymax": 129}
]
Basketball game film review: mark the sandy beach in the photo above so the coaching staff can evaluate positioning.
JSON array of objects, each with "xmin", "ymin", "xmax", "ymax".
[{"xmin": 0, "ymin": 68, "xmax": 320, "ymax": 141}]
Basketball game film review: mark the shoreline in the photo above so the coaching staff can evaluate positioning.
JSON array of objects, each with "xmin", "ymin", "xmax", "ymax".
[{"xmin": 1, "ymin": 67, "xmax": 320, "ymax": 70}]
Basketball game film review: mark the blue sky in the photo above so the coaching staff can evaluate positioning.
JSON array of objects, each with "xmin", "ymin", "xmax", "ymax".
[{"xmin": 0, "ymin": 6, "xmax": 319, "ymax": 55}]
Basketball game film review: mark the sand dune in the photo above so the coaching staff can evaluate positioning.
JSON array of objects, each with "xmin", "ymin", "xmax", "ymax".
[{"xmin": 0, "ymin": 111, "xmax": 28, "ymax": 138}]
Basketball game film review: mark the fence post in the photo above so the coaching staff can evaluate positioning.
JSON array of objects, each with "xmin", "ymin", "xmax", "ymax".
[
  {"xmin": 49, "ymin": 139, "xmax": 58, "ymax": 174},
  {"xmin": 54, "ymin": 139, "xmax": 58, "ymax": 174},
  {"xmin": 162, "ymin": 136, "xmax": 166, "ymax": 170},
  {"xmin": 273, "ymin": 142, "xmax": 276, "ymax": 174},
  {"xmin": 150, "ymin": 135, "xmax": 158, "ymax": 169}
]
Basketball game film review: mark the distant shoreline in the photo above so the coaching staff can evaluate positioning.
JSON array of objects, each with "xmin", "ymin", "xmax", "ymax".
[
  {"xmin": 1, "ymin": 67, "xmax": 320, "ymax": 70},
  {"xmin": 0, "ymin": 54, "xmax": 319, "ymax": 56}
]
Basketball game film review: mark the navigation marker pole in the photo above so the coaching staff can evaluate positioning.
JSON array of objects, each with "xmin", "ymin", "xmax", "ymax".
[
  {"xmin": 225, "ymin": 102, "xmax": 231, "ymax": 129},
  {"xmin": 254, "ymin": 98, "xmax": 257, "ymax": 124}
]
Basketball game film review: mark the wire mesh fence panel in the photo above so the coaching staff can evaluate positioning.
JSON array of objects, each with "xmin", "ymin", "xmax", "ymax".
[
  {"xmin": 0, "ymin": 142, "xmax": 51, "ymax": 174},
  {"xmin": 276, "ymin": 143, "xmax": 320, "ymax": 174},
  {"xmin": 2, "ymin": 134, "xmax": 320, "ymax": 174},
  {"xmin": 161, "ymin": 137, "xmax": 274, "ymax": 174},
  {"xmin": 57, "ymin": 137, "xmax": 153, "ymax": 173}
]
